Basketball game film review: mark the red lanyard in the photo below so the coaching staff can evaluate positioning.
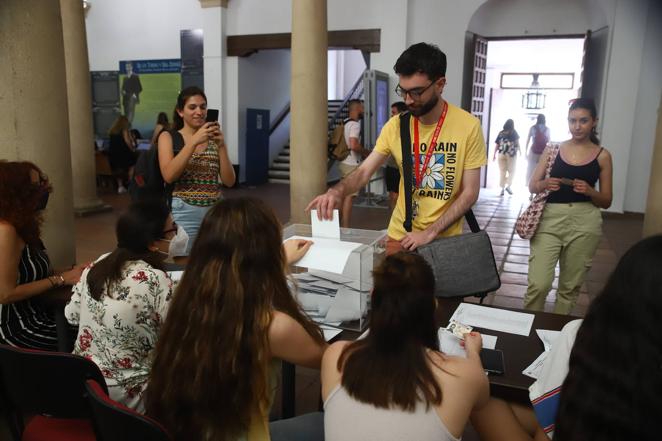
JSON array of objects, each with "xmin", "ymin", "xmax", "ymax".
[{"xmin": 413, "ymin": 101, "xmax": 448, "ymax": 188}]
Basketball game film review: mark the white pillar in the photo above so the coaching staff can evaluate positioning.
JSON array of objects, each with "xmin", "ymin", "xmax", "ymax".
[
  {"xmin": 0, "ymin": 0, "xmax": 76, "ymax": 267},
  {"xmin": 289, "ymin": 0, "xmax": 328, "ymax": 224},
  {"xmin": 60, "ymin": 0, "xmax": 108, "ymax": 214}
]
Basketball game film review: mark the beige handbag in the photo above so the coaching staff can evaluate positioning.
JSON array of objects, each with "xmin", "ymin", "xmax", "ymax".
[{"xmin": 515, "ymin": 144, "xmax": 560, "ymax": 239}]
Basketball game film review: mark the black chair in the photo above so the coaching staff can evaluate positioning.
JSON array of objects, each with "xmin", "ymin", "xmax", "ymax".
[
  {"xmin": 0, "ymin": 344, "xmax": 107, "ymax": 441},
  {"xmin": 85, "ymin": 380, "xmax": 171, "ymax": 441}
]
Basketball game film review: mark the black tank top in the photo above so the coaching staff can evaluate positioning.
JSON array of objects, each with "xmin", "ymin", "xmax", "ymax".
[{"xmin": 547, "ymin": 147, "xmax": 602, "ymax": 204}]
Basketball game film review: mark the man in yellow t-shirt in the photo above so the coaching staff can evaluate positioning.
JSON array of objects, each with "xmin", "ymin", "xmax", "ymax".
[{"xmin": 308, "ymin": 42, "xmax": 486, "ymax": 254}]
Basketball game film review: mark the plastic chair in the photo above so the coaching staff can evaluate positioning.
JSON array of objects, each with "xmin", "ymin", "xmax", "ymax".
[
  {"xmin": 0, "ymin": 344, "xmax": 107, "ymax": 441},
  {"xmin": 85, "ymin": 380, "xmax": 171, "ymax": 441}
]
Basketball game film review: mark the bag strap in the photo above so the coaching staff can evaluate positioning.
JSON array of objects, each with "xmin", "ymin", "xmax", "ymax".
[
  {"xmin": 400, "ymin": 113, "xmax": 413, "ymax": 233},
  {"xmin": 399, "ymin": 112, "xmax": 481, "ymax": 234},
  {"xmin": 545, "ymin": 143, "xmax": 561, "ymax": 178}
]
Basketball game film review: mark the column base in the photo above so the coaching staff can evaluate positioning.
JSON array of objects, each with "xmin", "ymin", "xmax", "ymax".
[{"xmin": 74, "ymin": 200, "xmax": 113, "ymax": 217}]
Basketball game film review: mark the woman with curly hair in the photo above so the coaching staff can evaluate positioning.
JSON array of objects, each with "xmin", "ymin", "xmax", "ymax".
[
  {"xmin": 145, "ymin": 197, "xmax": 325, "ymax": 441},
  {"xmin": 470, "ymin": 235, "xmax": 662, "ymax": 441},
  {"xmin": 0, "ymin": 160, "xmax": 84, "ymax": 350}
]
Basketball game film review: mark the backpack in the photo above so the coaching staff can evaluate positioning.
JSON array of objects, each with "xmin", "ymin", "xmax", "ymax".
[
  {"xmin": 328, "ymin": 119, "xmax": 350, "ymax": 161},
  {"xmin": 129, "ymin": 130, "xmax": 184, "ymax": 206},
  {"xmin": 531, "ymin": 126, "xmax": 548, "ymax": 154}
]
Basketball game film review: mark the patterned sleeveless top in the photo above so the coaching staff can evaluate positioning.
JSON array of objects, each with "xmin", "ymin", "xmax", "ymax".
[
  {"xmin": 0, "ymin": 242, "xmax": 59, "ymax": 350},
  {"xmin": 172, "ymin": 140, "xmax": 221, "ymax": 206}
]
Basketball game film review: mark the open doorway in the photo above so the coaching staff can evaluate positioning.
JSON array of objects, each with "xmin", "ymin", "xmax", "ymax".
[{"xmin": 483, "ymin": 38, "xmax": 585, "ymax": 195}]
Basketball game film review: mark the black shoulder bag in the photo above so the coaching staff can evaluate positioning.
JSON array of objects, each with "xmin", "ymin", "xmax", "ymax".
[{"xmin": 399, "ymin": 112, "xmax": 501, "ymax": 299}]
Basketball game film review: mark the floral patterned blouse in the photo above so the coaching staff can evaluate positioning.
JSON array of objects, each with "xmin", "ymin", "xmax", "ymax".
[{"xmin": 65, "ymin": 255, "xmax": 172, "ymax": 412}]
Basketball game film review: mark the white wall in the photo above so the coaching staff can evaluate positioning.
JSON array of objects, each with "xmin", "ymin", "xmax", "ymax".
[
  {"xmin": 407, "ymin": 0, "xmax": 487, "ymax": 105},
  {"xmin": 236, "ymin": 49, "xmax": 291, "ymax": 182}
]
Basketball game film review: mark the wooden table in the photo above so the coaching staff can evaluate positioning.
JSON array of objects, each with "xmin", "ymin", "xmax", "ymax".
[{"xmin": 281, "ymin": 298, "xmax": 576, "ymax": 418}]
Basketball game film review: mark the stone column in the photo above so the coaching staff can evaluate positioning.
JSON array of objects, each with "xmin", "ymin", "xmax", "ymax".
[
  {"xmin": 643, "ymin": 96, "xmax": 662, "ymax": 237},
  {"xmin": 289, "ymin": 0, "xmax": 328, "ymax": 224},
  {"xmin": 0, "ymin": 1, "xmax": 76, "ymax": 267},
  {"xmin": 60, "ymin": 0, "xmax": 108, "ymax": 215}
]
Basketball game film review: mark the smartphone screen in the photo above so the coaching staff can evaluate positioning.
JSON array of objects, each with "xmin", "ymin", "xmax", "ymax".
[
  {"xmin": 480, "ymin": 348, "xmax": 505, "ymax": 374},
  {"xmin": 206, "ymin": 108, "xmax": 219, "ymax": 123}
]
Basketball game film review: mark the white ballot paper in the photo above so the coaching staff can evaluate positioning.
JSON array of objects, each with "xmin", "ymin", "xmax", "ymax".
[
  {"xmin": 536, "ymin": 329, "xmax": 561, "ymax": 352},
  {"xmin": 311, "ymin": 209, "xmax": 340, "ymax": 239},
  {"xmin": 325, "ymin": 288, "xmax": 361, "ymax": 323},
  {"xmin": 522, "ymin": 350, "xmax": 549, "ymax": 379},
  {"xmin": 287, "ymin": 235, "xmax": 362, "ymax": 274},
  {"xmin": 321, "ymin": 325, "xmax": 343, "ymax": 342},
  {"xmin": 438, "ymin": 329, "xmax": 497, "ymax": 358},
  {"xmin": 450, "ymin": 303, "xmax": 534, "ymax": 337}
]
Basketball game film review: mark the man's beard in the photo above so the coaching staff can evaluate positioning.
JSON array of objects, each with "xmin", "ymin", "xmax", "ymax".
[{"xmin": 408, "ymin": 94, "xmax": 438, "ymax": 117}]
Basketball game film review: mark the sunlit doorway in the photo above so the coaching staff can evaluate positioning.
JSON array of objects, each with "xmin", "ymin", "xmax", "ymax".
[{"xmin": 484, "ymin": 38, "xmax": 585, "ymax": 195}]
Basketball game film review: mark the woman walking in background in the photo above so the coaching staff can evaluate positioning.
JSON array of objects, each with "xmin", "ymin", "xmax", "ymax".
[
  {"xmin": 108, "ymin": 115, "xmax": 137, "ymax": 194},
  {"xmin": 157, "ymin": 86, "xmax": 235, "ymax": 258},
  {"xmin": 525, "ymin": 98, "xmax": 612, "ymax": 314},
  {"xmin": 525, "ymin": 114, "xmax": 550, "ymax": 197},
  {"xmin": 493, "ymin": 119, "xmax": 520, "ymax": 196},
  {"xmin": 150, "ymin": 112, "xmax": 170, "ymax": 147}
]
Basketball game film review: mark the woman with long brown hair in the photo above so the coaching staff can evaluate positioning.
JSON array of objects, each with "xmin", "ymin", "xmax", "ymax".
[
  {"xmin": 146, "ymin": 197, "xmax": 325, "ymax": 441},
  {"xmin": 108, "ymin": 114, "xmax": 137, "ymax": 194},
  {"xmin": 158, "ymin": 86, "xmax": 235, "ymax": 258},
  {"xmin": 0, "ymin": 160, "xmax": 84, "ymax": 350},
  {"xmin": 322, "ymin": 252, "xmax": 489, "ymax": 441}
]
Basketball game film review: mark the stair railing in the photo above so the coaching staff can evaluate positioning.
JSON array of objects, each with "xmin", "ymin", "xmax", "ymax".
[{"xmin": 327, "ymin": 69, "xmax": 366, "ymax": 133}]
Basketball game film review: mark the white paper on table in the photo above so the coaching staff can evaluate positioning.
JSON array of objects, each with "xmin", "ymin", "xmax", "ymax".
[
  {"xmin": 311, "ymin": 209, "xmax": 340, "ymax": 239},
  {"xmin": 167, "ymin": 271, "xmax": 183, "ymax": 282},
  {"xmin": 308, "ymin": 270, "xmax": 354, "ymax": 284},
  {"xmin": 536, "ymin": 329, "xmax": 561, "ymax": 352},
  {"xmin": 438, "ymin": 329, "xmax": 498, "ymax": 357},
  {"xmin": 522, "ymin": 351, "xmax": 549, "ymax": 379},
  {"xmin": 321, "ymin": 325, "xmax": 343, "ymax": 342},
  {"xmin": 296, "ymin": 293, "xmax": 329, "ymax": 312},
  {"xmin": 450, "ymin": 303, "xmax": 534, "ymax": 337},
  {"xmin": 308, "ymin": 279, "xmax": 342, "ymax": 290},
  {"xmin": 325, "ymin": 288, "xmax": 361, "ymax": 322},
  {"xmin": 288, "ymin": 235, "xmax": 362, "ymax": 274}
]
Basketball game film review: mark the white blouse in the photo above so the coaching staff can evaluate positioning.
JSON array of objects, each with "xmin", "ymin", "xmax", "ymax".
[{"xmin": 65, "ymin": 255, "xmax": 172, "ymax": 412}]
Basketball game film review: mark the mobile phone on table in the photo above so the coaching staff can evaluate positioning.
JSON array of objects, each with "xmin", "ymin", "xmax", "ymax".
[
  {"xmin": 206, "ymin": 108, "xmax": 219, "ymax": 123},
  {"xmin": 480, "ymin": 348, "xmax": 505, "ymax": 375}
]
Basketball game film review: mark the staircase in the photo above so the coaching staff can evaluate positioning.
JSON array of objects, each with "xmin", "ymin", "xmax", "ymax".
[{"xmin": 267, "ymin": 100, "xmax": 345, "ymax": 184}]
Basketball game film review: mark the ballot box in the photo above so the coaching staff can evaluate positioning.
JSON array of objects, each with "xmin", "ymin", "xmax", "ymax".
[{"xmin": 283, "ymin": 224, "xmax": 387, "ymax": 332}]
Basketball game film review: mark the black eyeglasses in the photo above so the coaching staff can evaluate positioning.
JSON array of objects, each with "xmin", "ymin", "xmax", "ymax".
[{"xmin": 395, "ymin": 81, "xmax": 437, "ymax": 100}]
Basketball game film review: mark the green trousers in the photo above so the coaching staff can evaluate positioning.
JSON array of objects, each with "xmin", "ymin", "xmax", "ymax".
[{"xmin": 524, "ymin": 202, "xmax": 602, "ymax": 314}]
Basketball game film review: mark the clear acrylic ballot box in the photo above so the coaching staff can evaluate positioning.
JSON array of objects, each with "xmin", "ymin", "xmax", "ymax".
[{"xmin": 283, "ymin": 224, "xmax": 387, "ymax": 332}]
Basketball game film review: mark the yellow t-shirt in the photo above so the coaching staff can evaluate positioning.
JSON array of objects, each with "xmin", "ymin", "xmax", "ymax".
[{"xmin": 374, "ymin": 102, "xmax": 487, "ymax": 240}]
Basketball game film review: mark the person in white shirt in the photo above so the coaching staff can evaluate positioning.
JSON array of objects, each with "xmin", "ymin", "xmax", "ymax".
[{"xmin": 337, "ymin": 99, "xmax": 367, "ymax": 227}]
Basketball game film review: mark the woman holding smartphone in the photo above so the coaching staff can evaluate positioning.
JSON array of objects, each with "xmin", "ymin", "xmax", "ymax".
[
  {"xmin": 525, "ymin": 98, "xmax": 612, "ymax": 314},
  {"xmin": 158, "ymin": 87, "xmax": 235, "ymax": 258}
]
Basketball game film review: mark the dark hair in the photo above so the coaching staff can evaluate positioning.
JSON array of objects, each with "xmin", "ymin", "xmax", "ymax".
[
  {"xmin": 156, "ymin": 112, "xmax": 169, "ymax": 126},
  {"xmin": 569, "ymin": 98, "xmax": 600, "ymax": 145},
  {"xmin": 391, "ymin": 101, "xmax": 407, "ymax": 113},
  {"xmin": 554, "ymin": 235, "xmax": 662, "ymax": 441},
  {"xmin": 172, "ymin": 86, "xmax": 207, "ymax": 130},
  {"xmin": 503, "ymin": 119, "xmax": 515, "ymax": 131},
  {"xmin": 394, "ymin": 42, "xmax": 447, "ymax": 80},
  {"xmin": 339, "ymin": 252, "xmax": 441, "ymax": 411},
  {"xmin": 146, "ymin": 197, "xmax": 324, "ymax": 441},
  {"xmin": 86, "ymin": 200, "xmax": 169, "ymax": 301},
  {"xmin": 108, "ymin": 115, "xmax": 130, "ymax": 136},
  {"xmin": 536, "ymin": 114, "xmax": 546, "ymax": 125},
  {"xmin": 0, "ymin": 161, "xmax": 52, "ymax": 245}
]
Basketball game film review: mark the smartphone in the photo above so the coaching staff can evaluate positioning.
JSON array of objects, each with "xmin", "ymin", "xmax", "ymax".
[
  {"xmin": 480, "ymin": 348, "xmax": 505, "ymax": 375},
  {"xmin": 206, "ymin": 108, "xmax": 219, "ymax": 123},
  {"xmin": 560, "ymin": 178, "xmax": 574, "ymax": 186}
]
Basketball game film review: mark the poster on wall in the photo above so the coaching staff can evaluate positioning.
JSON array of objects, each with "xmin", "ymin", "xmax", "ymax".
[{"xmin": 119, "ymin": 59, "xmax": 181, "ymax": 140}]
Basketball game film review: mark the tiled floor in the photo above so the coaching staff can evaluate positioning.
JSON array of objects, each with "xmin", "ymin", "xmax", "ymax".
[{"xmin": 73, "ymin": 182, "xmax": 643, "ymax": 436}]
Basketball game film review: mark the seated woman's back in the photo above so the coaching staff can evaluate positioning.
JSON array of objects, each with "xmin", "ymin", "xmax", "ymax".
[
  {"xmin": 322, "ymin": 253, "xmax": 489, "ymax": 441},
  {"xmin": 65, "ymin": 201, "xmax": 174, "ymax": 411}
]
